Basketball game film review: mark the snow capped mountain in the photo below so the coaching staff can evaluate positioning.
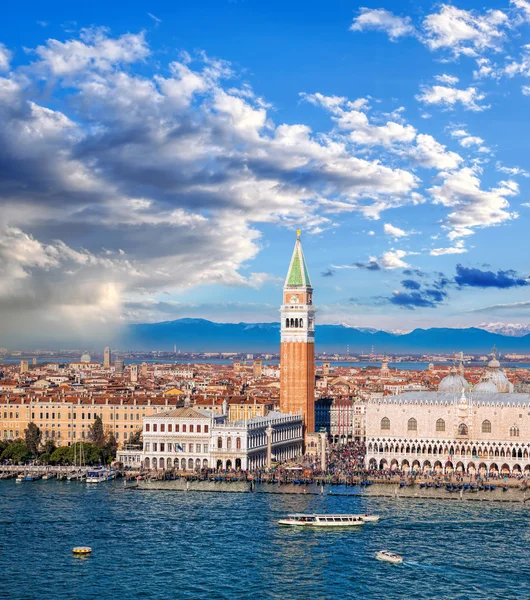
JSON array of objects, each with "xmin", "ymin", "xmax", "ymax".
[
  {"xmin": 336, "ymin": 322, "xmax": 412, "ymax": 335},
  {"xmin": 478, "ymin": 323, "xmax": 530, "ymax": 337}
]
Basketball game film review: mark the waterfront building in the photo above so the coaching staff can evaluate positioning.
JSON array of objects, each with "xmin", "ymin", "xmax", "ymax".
[
  {"xmin": 211, "ymin": 412, "xmax": 303, "ymax": 470},
  {"xmin": 280, "ymin": 230, "xmax": 315, "ymax": 435},
  {"xmin": 365, "ymin": 354, "xmax": 530, "ymax": 474},
  {"xmin": 126, "ymin": 408, "xmax": 303, "ymax": 470}
]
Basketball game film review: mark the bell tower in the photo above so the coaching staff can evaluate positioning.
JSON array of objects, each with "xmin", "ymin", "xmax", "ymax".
[{"xmin": 280, "ymin": 230, "xmax": 315, "ymax": 434}]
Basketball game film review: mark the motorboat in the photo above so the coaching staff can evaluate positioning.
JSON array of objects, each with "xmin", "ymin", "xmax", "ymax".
[
  {"xmin": 359, "ymin": 514, "xmax": 380, "ymax": 523},
  {"xmin": 86, "ymin": 467, "xmax": 108, "ymax": 484},
  {"xmin": 15, "ymin": 475, "xmax": 24, "ymax": 483},
  {"xmin": 376, "ymin": 550, "xmax": 403, "ymax": 564},
  {"xmin": 278, "ymin": 514, "xmax": 365, "ymax": 527}
]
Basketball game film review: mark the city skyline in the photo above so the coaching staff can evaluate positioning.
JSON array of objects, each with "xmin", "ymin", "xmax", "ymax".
[{"xmin": 2, "ymin": 0, "xmax": 530, "ymax": 348}]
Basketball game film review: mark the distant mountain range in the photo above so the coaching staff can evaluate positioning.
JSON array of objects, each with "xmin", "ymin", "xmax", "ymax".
[{"xmin": 120, "ymin": 318, "xmax": 530, "ymax": 354}]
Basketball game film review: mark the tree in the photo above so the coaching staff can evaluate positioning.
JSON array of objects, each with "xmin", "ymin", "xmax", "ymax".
[
  {"xmin": 129, "ymin": 428, "xmax": 142, "ymax": 446},
  {"xmin": 88, "ymin": 417, "xmax": 106, "ymax": 448},
  {"xmin": 102, "ymin": 432, "xmax": 118, "ymax": 464},
  {"xmin": 24, "ymin": 422, "xmax": 42, "ymax": 457},
  {"xmin": 42, "ymin": 440, "xmax": 57, "ymax": 455},
  {"xmin": 49, "ymin": 446, "xmax": 73, "ymax": 465},
  {"xmin": 1, "ymin": 441, "xmax": 31, "ymax": 464}
]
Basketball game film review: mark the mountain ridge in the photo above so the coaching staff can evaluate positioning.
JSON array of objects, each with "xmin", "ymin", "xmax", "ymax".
[{"xmin": 120, "ymin": 319, "xmax": 530, "ymax": 353}]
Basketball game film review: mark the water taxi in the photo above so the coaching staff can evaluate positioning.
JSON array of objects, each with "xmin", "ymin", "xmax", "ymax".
[
  {"xmin": 86, "ymin": 467, "xmax": 107, "ymax": 484},
  {"xmin": 375, "ymin": 550, "xmax": 403, "ymax": 564},
  {"xmin": 353, "ymin": 514, "xmax": 380, "ymax": 523},
  {"xmin": 278, "ymin": 514, "xmax": 365, "ymax": 527}
]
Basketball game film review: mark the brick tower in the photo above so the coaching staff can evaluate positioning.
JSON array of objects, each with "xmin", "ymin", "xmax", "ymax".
[{"xmin": 280, "ymin": 230, "xmax": 315, "ymax": 434}]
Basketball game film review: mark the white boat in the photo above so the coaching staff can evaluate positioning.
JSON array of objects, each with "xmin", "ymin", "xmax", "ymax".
[
  {"xmin": 357, "ymin": 514, "xmax": 381, "ymax": 523},
  {"xmin": 278, "ymin": 514, "xmax": 365, "ymax": 527},
  {"xmin": 376, "ymin": 550, "xmax": 403, "ymax": 564},
  {"xmin": 15, "ymin": 475, "xmax": 23, "ymax": 483},
  {"xmin": 86, "ymin": 467, "xmax": 107, "ymax": 484}
]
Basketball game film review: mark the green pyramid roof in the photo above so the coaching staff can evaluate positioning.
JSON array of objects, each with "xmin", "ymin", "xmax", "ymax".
[{"xmin": 285, "ymin": 232, "xmax": 312, "ymax": 288}]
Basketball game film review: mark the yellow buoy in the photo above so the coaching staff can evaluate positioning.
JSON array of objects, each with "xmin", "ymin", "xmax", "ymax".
[{"xmin": 73, "ymin": 546, "xmax": 92, "ymax": 555}]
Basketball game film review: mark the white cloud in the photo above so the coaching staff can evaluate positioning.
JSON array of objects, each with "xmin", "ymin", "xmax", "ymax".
[
  {"xmin": 422, "ymin": 4, "xmax": 509, "ymax": 58},
  {"xmin": 0, "ymin": 44, "xmax": 11, "ymax": 72},
  {"xmin": 434, "ymin": 74, "xmax": 459, "ymax": 85},
  {"xmin": 416, "ymin": 84, "xmax": 488, "ymax": 112},
  {"xmin": 383, "ymin": 223, "xmax": 409, "ymax": 238},
  {"xmin": 496, "ymin": 162, "xmax": 530, "ymax": 177},
  {"xmin": 379, "ymin": 249, "xmax": 411, "ymax": 269},
  {"xmin": 406, "ymin": 134, "xmax": 462, "ymax": 170},
  {"xmin": 449, "ymin": 128, "xmax": 489, "ymax": 152},
  {"xmin": 512, "ymin": 0, "xmax": 530, "ymax": 21},
  {"xmin": 430, "ymin": 239, "xmax": 467, "ymax": 256},
  {"xmin": 33, "ymin": 27, "xmax": 150, "ymax": 76},
  {"xmin": 301, "ymin": 92, "xmax": 416, "ymax": 146},
  {"xmin": 350, "ymin": 8, "xmax": 415, "ymax": 41},
  {"xmin": 523, "ymin": 85, "xmax": 530, "ymax": 95},
  {"xmin": 429, "ymin": 168, "xmax": 519, "ymax": 238}
]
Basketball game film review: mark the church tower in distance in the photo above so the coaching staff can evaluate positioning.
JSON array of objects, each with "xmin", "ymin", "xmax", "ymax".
[{"xmin": 280, "ymin": 230, "xmax": 315, "ymax": 434}]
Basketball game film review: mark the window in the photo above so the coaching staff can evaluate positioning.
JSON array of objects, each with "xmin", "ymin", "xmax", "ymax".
[
  {"xmin": 408, "ymin": 418, "xmax": 417, "ymax": 431},
  {"xmin": 203, "ymin": 444, "xmax": 208, "ymax": 453},
  {"xmin": 381, "ymin": 417, "xmax": 390, "ymax": 430},
  {"xmin": 236, "ymin": 437, "xmax": 241, "ymax": 450},
  {"xmin": 161, "ymin": 424, "xmax": 165, "ymax": 432},
  {"xmin": 197, "ymin": 425, "xmax": 201, "ymax": 433},
  {"xmin": 153, "ymin": 424, "xmax": 157, "ymax": 432},
  {"xmin": 436, "ymin": 419, "xmax": 445, "ymax": 432},
  {"xmin": 190, "ymin": 425, "xmax": 194, "ymax": 433},
  {"xmin": 188, "ymin": 443, "xmax": 194, "ymax": 453},
  {"xmin": 153, "ymin": 443, "xmax": 157, "ymax": 452},
  {"xmin": 145, "ymin": 424, "xmax": 150, "ymax": 432},
  {"xmin": 218, "ymin": 436, "xmax": 223, "ymax": 449},
  {"xmin": 176, "ymin": 424, "xmax": 180, "ymax": 432},
  {"xmin": 227, "ymin": 437, "xmax": 232, "ymax": 450},
  {"xmin": 510, "ymin": 426, "xmax": 520, "ymax": 437},
  {"xmin": 168, "ymin": 424, "xmax": 172, "ymax": 432},
  {"xmin": 458, "ymin": 423, "xmax": 468, "ymax": 436},
  {"xmin": 160, "ymin": 443, "xmax": 165, "ymax": 452},
  {"xmin": 110, "ymin": 413, "xmax": 114, "ymax": 420},
  {"xmin": 183, "ymin": 424, "xmax": 187, "ymax": 433},
  {"xmin": 205, "ymin": 425, "xmax": 208, "ymax": 433},
  {"xmin": 482, "ymin": 420, "xmax": 491, "ymax": 433}
]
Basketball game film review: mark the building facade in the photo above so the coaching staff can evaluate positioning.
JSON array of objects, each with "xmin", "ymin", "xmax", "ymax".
[
  {"xmin": 280, "ymin": 230, "xmax": 315, "ymax": 434},
  {"xmin": 122, "ymin": 409, "xmax": 303, "ymax": 471},
  {"xmin": 365, "ymin": 357, "xmax": 530, "ymax": 474}
]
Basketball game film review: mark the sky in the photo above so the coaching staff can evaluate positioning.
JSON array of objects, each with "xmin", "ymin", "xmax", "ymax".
[{"xmin": 2, "ymin": 0, "xmax": 530, "ymax": 346}]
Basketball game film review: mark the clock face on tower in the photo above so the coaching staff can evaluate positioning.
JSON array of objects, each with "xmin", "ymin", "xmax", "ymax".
[{"xmin": 290, "ymin": 295, "xmax": 300, "ymax": 304}]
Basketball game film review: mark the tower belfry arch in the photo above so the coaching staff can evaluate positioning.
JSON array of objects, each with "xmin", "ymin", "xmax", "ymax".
[{"xmin": 280, "ymin": 230, "xmax": 315, "ymax": 435}]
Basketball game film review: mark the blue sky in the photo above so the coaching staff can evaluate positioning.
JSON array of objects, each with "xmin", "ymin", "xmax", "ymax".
[{"xmin": 1, "ymin": 0, "xmax": 530, "ymax": 345}]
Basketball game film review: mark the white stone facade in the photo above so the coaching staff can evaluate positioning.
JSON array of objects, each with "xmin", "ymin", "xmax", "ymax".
[
  {"xmin": 211, "ymin": 412, "xmax": 303, "ymax": 470},
  {"xmin": 366, "ymin": 391, "xmax": 530, "ymax": 474},
  {"xmin": 137, "ymin": 407, "xmax": 303, "ymax": 471}
]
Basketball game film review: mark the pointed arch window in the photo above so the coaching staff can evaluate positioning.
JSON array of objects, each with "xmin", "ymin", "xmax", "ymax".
[
  {"xmin": 510, "ymin": 426, "xmax": 520, "ymax": 437},
  {"xmin": 482, "ymin": 420, "xmax": 491, "ymax": 433},
  {"xmin": 381, "ymin": 417, "xmax": 390, "ymax": 430},
  {"xmin": 458, "ymin": 423, "xmax": 468, "ymax": 436},
  {"xmin": 436, "ymin": 418, "xmax": 445, "ymax": 432},
  {"xmin": 407, "ymin": 418, "xmax": 417, "ymax": 431}
]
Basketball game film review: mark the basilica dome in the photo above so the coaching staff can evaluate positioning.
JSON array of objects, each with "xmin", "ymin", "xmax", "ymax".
[
  {"xmin": 438, "ymin": 366, "xmax": 468, "ymax": 392},
  {"xmin": 473, "ymin": 379, "xmax": 498, "ymax": 394},
  {"xmin": 474, "ymin": 351, "xmax": 514, "ymax": 393},
  {"xmin": 80, "ymin": 352, "xmax": 91, "ymax": 363}
]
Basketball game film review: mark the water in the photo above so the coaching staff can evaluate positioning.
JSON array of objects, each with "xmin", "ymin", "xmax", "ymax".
[{"xmin": 1, "ymin": 482, "xmax": 529, "ymax": 599}]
